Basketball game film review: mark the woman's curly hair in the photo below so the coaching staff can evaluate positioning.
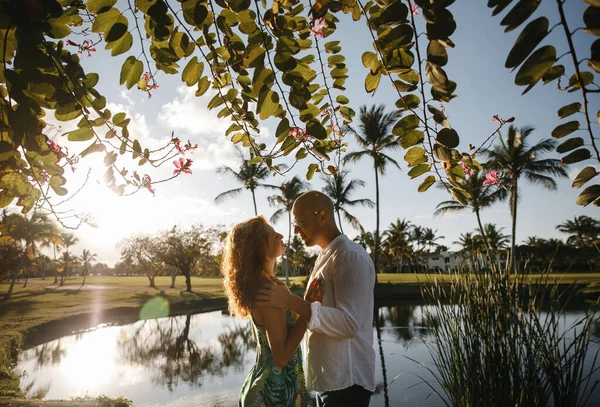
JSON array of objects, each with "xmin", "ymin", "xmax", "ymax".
[{"xmin": 221, "ymin": 216, "xmax": 272, "ymax": 318}]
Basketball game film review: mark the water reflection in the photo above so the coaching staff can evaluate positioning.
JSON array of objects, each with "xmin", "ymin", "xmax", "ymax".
[{"xmin": 17, "ymin": 303, "xmax": 600, "ymax": 406}]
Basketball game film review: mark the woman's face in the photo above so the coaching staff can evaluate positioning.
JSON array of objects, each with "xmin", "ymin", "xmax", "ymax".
[{"xmin": 264, "ymin": 223, "xmax": 285, "ymax": 259}]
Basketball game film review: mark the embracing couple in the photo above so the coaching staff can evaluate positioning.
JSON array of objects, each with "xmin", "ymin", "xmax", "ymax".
[{"xmin": 221, "ymin": 191, "xmax": 376, "ymax": 407}]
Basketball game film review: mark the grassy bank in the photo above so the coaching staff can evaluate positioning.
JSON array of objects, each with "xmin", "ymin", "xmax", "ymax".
[{"xmin": 1, "ymin": 273, "xmax": 599, "ymax": 405}]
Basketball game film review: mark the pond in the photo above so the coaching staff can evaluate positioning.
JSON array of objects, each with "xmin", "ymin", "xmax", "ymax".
[{"xmin": 17, "ymin": 301, "xmax": 600, "ymax": 406}]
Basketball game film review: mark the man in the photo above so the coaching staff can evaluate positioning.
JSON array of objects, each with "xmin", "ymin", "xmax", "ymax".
[{"xmin": 257, "ymin": 191, "xmax": 376, "ymax": 407}]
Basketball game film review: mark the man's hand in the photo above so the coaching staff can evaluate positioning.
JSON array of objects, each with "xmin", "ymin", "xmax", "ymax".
[
  {"xmin": 304, "ymin": 277, "xmax": 324, "ymax": 303},
  {"xmin": 256, "ymin": 278, "xmax": 292, "ymax": 309}
]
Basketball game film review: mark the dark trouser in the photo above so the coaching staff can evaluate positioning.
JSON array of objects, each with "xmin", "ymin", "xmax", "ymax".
[{"xmin": 316, "ymin": 384, "xmax": 372, "ymax": 407}]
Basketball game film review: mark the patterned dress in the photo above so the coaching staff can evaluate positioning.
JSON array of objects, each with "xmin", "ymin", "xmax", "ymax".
[{"xmin": 239, "ymin": 309, "xmax": 307, "ymax": 407}]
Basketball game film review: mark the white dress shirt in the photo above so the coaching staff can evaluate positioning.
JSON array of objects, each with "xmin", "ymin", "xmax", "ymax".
[{"xmin": 304, "ymin": 234, "xmax": 376, "ymax": 393}]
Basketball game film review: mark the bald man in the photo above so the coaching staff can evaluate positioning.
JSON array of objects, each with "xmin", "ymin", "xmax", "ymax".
[{"xmin": 257, "ymin": 191, "xmax": 376, "ymax": 407}]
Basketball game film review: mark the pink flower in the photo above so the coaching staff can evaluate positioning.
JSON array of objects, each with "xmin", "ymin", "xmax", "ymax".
[
  {"xmin": 483, "ymin": 170, "xmax": 500, "ymax": 186},
  {"xmin": 320, "ymin": 108, "xmax": 330, "ymax": 118},
  {"xmin": 47, "ymin": 139, "xmax": 63, "ymax": 156},
  {"xmin": 412, "ymin": 5, "xmax": 419, "ymax": 15},
  {"xmin": 142, "ymin": 174, "xmax": 155, "ymax": 195},
  {"xmin": 65, "ymin": 154, "xmax": 79, "ymax": 172},
  {"xmin": 174, "ymin": 139, "xmax": 184, "ymax": 155},
  {"xmin": 311, "ymin": 18, "xmax": 326, "ymax": 38},
  {"xmin": 39, "ymin": 170, "xmax": 49, "ymax": 185},
  {"xmin": 440, "ymin": 104, "xmax": 446, "ymax": 116},
  {"xmin": 289, "ymin": 127, "xmax": 310, "ymax": 142},
  {"xmin": 141, "ymin": 72, "xmax": 159, "ymax": 98},
  {"xmin": 331, "ymin": 123, "xmax": 341, "ymax": 136},
  {"xmin": 492, "ymin": 115, "xmax": 501, "ymax": 123},
  {"xmin": 459, "ymin": 162, "xmax": 473, "ymax": 177},
  {"xmin": 184, "ymin": 140, "xmax": 198, "ymax": 152},
  {"xmin": 173, "ymin": 157, "xmax": 193, "ymax": 175}
]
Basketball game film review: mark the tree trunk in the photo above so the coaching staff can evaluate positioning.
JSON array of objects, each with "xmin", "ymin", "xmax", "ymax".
[
  {"xmin": 336, "ymin": 210, "xmax": 344, "ymax": 234},
  {"xmin": 23, "ymin": 274, "xmax": 28, "ymax": 288},
  {"xmin": 251, "ymin": 188, "xmax": 258, "ymax": 216},
  {"xmin": 185, "ymin": 272, "xmax": 192, "ymax": 293},
  {"xmin": 170, "ymin": 273, "xmax": 176, "ymax": 288},
  {"xmin": 509, "ymin": 182, "xmax": 518, "ymax": 276},
  {"xmin": 285, "ymin": 211, "xmax": 291, "ymax": 286},
  {"xmin": 81, "ymin": 267, "xmax": 87, "ymax": 287},
  {"xmin": 148, "ymin": 275, "xmax": 155, "ymax": 288},
  {"xmin": 4, "ymin": 259, "xmax": 22, "ymax": 299},
  {"xmin": 373, "ymin": 164, "xmax": 380, "ymax": 283},
  {"xmin": 475, "ymin": 209, "xmax": 494, "ymax": 268}
]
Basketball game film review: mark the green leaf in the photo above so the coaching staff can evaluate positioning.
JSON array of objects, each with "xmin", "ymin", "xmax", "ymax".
[
  {"xmin": 68, "ymin": 127, "xmax": 94, "ymax": 142},
  {"xmin": 584, "ymin": 6, "xmax": 600, "ymax": 36},
  {"xmin": 515, "ymin": 45, "xmax": 556, "ymax": 93},
  {"xmin": 365, "ymin": 71, "xmax": 381, "ymax": 94},
  {"xmin": 196, "ymin": 76, "xmax": 210, "ymax": 96},
  {"xmin": 0, "ymin": 173, "xmax": 32, "ymax": 196},
  {"xmin": 393, "ymin": 114, "xmax": 419, "ymax": 136},
  {"xmin": 207, "ymin": 93, "xmax": 224, "ymax": 110},
  {"xmin": 105, "ymin": 21, "xmax": 128, "ymax": 42},
  {"xmin": 568, "ymin": 72, "xmax": 595, "ymax": 90},
  {"xmin": 404, "ymin": 146, "xmax": 425, "ymax": 165},
  {"xmin": 589, "ymin": 39, "xmax": 600, "ymax": 74},
  {"xmin": 433, "ymin": 143, "xmax": 453, "ymax": 162},
  {"xmin": 106, "ymin": 31, "xmax": 133, "ymax": 56},
  {"xmin": 306, "ymin": 163, "xmax": 318, "ymax": 180},
  {"xmin": 243, "ymin": 46, "xmax": 266, "ymax": 68},
  {"xmin": 92, "ymin": 8, "xmax": 122, "ymax": 33},
  {"xmin": 576, "ymin": 184, "xmax": 600, "ymax": 206},
  {"xmin": 49, "ymin": 175, "xmax": 68, "ymax": 196},
  {"xmin": 427, "ymin": 40, "xmax": 448, "ymax": 66},
  {"xmin": 120, "ymin": 56, "xmax": 143, "ymax": 90},
  {"xmin": 396, "ymin": 95, "xmax": 420, "ymax": 111},
  {"xmin": 113, "ymin": 112, "xmax": 129, "ymax": 127},
  {"xmin": 427, "ymin": 105, "xmax": 445, "ymax": 124},
  {"xmin": 436, "ymin": 128, "xmax": 459, "ymax": 149},
  {"xmin": 399, "ymin": 130, "xmax": 424, "ymax": 149},
  {"xmin": 418, "ymin": 175, "xmax": 436, "ymax": 192},
  {"xmin": 276, "ymin": 118, "xmax": 290, "ymax": 142},
  {"xmin": 572, "ymin": 166, "xmax": 598, "ymax": 188},
  {"xmin": 551, "ymin": 120, "xmax": 579, "ymax": 139},
  {"xmin": 87, "ymin": 0, "xmax": 117, "ymax": 14},
  {"xmin": 489, "ymin": 0, "xmax": 514, "ymax": 16},
  {"xmin": 408, "ymin": 163, "xmax": 430, "ymax": 179},
  {"xmin": 182, "ymin": 57, "xmax": 204, "ymax": 86},
  {"xmin": 556, "ymin": 137, "xmax": 584, "ymax": 154},
  {"xmin": 561, "ymin": 148, "xmax": 591, "ymax": 165},
  {"xmin": 500, "ymin": 0, "xmax": 541, "ymax": 33},
  {"xmin": 336, "ymin": 95, "xmax": 349, "ymax": 105},
  {"xmin": 584, "ymin": 0, "xmax": 600, "ymax": 5},
  {"xmin": 306, "ymin": 120, "xmax": 327, "ymax": 140},
  {"xmin": 257, "ymin": 89, "xmax": 279, "ymax": 120},
  {"xmin": 451, "ymin": 188, "xmax": 468, "ymax": 206},
  {"xmin": 80, "ymin": 142, "xmax": 106, "ymax": 158},
  {"xmin": 542, "ymin": 65, "xmax": 565, "ymax": 83},
  {"xmin": 506, "ymin": 17, "xmax": 549, "ymax": 69},
  {"xmin": 557, "ymin": 102, "xmax": 581, "ymax": 118},
  {"xmin": 296, "ymin": 148, "xmax": 308, "ymax": 160}
]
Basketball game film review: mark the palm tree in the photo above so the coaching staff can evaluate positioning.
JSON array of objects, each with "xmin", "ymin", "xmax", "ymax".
[
  {"xmin": 354, "ymin": 229, "xmax": 375, "ymax": 255},
  {"xmin": 215, "ymin": 149, "xmax": 279, "ymax": 216},
  {"xmin": 422, "ymin": 227, "xmax": 445, "ymax": 253},
  {"xmin": 476, "ymin": 224, "xmax": 509, "ymax": 253},
  {"xmin": 454, "ymin": 232, "xmax": 477, "ymax": 254},
  {"xmin": 268, "ymin": 176, "xmax": 310, "ymax": 285},
  {"xmin": 556, "ymin": 216, "xmax": 600, "ymax": 249},
  {"xmin": 410, "ymin": 225, "xmax": 426, "ymax": 253},
  {"xmin": 523, "ymin": 236, "xmax": 545, "ymax": 247},
  {"xmin": 434, "ymin": 171, "xmax": 507, "ymax": 255},
  {"xmin": 382, "ymin": 219, "xmax": 413, "ymax": 273},
  {"xmin": 59, "ymin": 232, "xmax": 79, "ymax": 282},
  {"xmin": 58, "ymin": 252, "xmax": 80, "ymax": 286},
  {"xmin": 80, "ymin": 249, "xmax": 97, "ymax": 287},
  {"xmin": 486, "ymin": 125, "xmax": 567, "ymax": 274},
  {"xmin": 344, "ymin": 105, "xmax": 402, "ymax": 277},
  {"xmin": 322, "ymin": 171, "xmax": 374, "ymax": 233},
  {"xmin": 0, "ymin": 212, "xmax": 59, "ymax": 299}
]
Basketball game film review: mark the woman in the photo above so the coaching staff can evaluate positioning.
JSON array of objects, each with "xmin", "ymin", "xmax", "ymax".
[{"xmin": 222, "ymin": 216, "xmax": 323, "ymax": 407}]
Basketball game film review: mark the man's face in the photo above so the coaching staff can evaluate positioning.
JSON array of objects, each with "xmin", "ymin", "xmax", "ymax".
[{"xmin": 292, "ymin": 207, "xmax": 321, "ymax": 247}]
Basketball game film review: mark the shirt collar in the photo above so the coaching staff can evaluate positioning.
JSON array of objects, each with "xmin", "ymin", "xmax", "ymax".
[{"xmin": 320, "ymin": 234, "xmax": 346, "ymax": 257}]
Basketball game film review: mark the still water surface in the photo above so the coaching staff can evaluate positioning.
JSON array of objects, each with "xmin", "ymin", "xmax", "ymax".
[{"xmin": 17, "ymin": 302, "xmax": 600, "ymax": 406}]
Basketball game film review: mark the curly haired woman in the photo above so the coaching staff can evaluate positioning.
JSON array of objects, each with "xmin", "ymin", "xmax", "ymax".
[{"xmin": 222, "ymin": 216, "xmax": 323, "ymax": 407}]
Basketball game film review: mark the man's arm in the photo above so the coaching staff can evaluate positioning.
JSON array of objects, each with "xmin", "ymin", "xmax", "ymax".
[{"xmin": 307, "ymin": 251, "xmax": 374, "ymax": 338}]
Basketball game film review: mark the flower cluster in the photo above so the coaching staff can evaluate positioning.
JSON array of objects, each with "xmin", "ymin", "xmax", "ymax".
[
  {"xmin": 46, "ymin": 139, "xmax": 78, "ymax": 172},
  {"xmin": 311, "ymin": 18, "xmax": 326, "ymax": 38},
  {"xmin": 289, "ymin": 127, "xmax": 311, "ymax": 142},
  {"xmin": 173, "ymin": 138, "xmax": 198, "ymax": 156},
  {"xmin": 139, "ymin": 72, "xmax": 159, "ymax": 98},
  {"xmin": 173, "ymin": 157, "xmax": 193, "ymax": 175},
  {"xmin": 65, "ymin": 39, "xmax": 97, "ymax": 57},
  {"xmin": 492, "ymin": 115, "xmax": 515, "ymax": 124},
  {"xmin": 134, "ymin": 171, "xmax": 155, "ymax": 195}
]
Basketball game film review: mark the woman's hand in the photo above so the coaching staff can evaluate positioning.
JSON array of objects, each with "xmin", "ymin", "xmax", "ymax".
[{"xmin": 304, "ymin": 277, "xmax": 324, "ymax": 303}]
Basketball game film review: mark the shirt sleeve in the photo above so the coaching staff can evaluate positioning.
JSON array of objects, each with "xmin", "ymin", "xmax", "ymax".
[{"xmin": 307, "ymin": 250, "xmax": 374, "ymax": 338}]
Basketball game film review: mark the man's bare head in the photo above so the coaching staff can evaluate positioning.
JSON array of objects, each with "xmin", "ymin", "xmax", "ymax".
[{"xmin": 292, "ymin": 191, "xmax": 339, "ymax": 248}]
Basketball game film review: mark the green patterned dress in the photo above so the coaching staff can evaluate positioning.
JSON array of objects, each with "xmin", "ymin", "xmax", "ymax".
[{"xmin": 239, "ymin": 309, "xmax": 307, "ymax": 407}]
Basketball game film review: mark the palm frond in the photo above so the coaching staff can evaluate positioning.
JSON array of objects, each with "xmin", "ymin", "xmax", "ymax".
[{"xmin": 214, "ymin": 187, "xmax": 244, "ymax": 203}]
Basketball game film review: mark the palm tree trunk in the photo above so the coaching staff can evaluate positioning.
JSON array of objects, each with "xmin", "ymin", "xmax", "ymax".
[
  {"xmin": 373, "ymin": 164, "xmax": 380, "ymax": 282},
  {"xmin": 336, "ymin": 210, "xmax": 344, "ymax": 234},
  {"xmin": 510, "ymin": 182, "xmax": 518, "ymax": 276},
  {"xmin": 251, "ymin": 188, "xmax": 258, "ymax": 216},
  {"xmin": 374, "ymin": 308, "xmax": 390, "ymax": 407},
  {"xmin": 475, "ymin": 209, "xmax": 493, "ymax": 263},
  {"xmin": 81, "ymin": 266, "xmax": 87, "ymax": 287},
  {"xmin": 4, "ymin": 272, "xmax": 18, "ymax": 300},
  {"xmin": 285, "ymin": 211, "xmax": 291, "ymax": 285}
]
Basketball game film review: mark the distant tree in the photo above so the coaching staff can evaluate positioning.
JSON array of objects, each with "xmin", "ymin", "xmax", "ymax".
[
  {"xmin": 80, "ymin": 249, "xmax": 97, "ymax": 287},
  {"xmin": 322, "ymin": 171, "xmax": 374, "ymax": 233},
  {"xmin": 119, "ymin": 235, "xmax": 164, "ymax": 288}
]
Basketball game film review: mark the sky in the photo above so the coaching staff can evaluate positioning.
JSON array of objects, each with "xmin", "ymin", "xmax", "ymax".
[{"xmin": 20, "ymin": 0, "xmax": 600, "ymax": 266}]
